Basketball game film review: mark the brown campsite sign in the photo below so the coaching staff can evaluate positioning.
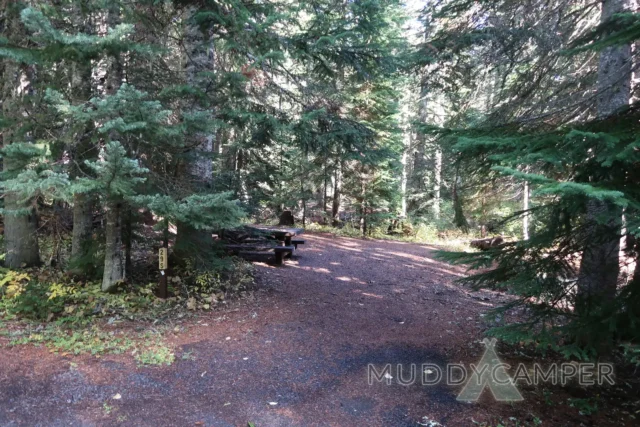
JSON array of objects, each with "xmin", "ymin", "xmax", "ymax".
[{"xmin": 158, "ymin": 248, "xmax": 168, "ymax": 270}]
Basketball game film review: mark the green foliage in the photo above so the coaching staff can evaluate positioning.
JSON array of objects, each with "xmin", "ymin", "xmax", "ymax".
[
  {"xmin": 413, "ymin": 0, "xmax": 640, "ymax": 361},
  {"xmin": 66, "ymin": 237, "xmax": 104, "ymax": 280},
  {"xmin": 135, "ymin": 193, "xmax": 244, "ymax": 232},
  {"xmin": 172, "ymin": 258, "xmax": 254, "ymax": 310},
  {"xmin": 78, "ymin": 141, "xmax": 148, "ymax": 199},
  {"xmin": 0, "ymin": 268, "xmax": 33, "ymax": 299},
  {"xmin": 7, "ymin": 323, "xmax": 179, "ymax": 364},
  {"xmin": 0, "ymin": 267, "xmax": 169, "ymax": 322},
  {"xmin": 0, "ymin": 143, "xmax": 69, "ymax": 209},
  {"xmin": 568, "ymin": 397, "xmax": 600, "ymax": 416},
  {"xmin": 10, "ymin": 326, "xmax": 135, "ymax": 355},
  {"xmin": 19, "ymin": 7, "xmax": 138, "ymax": 57},
  {"xmin": 134, "ymin": 341, "xmax": 175, "ymax": 366}
]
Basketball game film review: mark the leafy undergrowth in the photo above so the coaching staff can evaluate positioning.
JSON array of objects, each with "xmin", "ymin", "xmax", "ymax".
[{"xmin": 0, "ymin": 259, "xmax": 254, "ymax": 365}]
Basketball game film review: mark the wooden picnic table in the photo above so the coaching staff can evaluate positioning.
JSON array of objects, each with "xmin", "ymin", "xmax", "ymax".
[{"xmin": 246, "ymin": 225, "xmax": 304, "ymax": 246}]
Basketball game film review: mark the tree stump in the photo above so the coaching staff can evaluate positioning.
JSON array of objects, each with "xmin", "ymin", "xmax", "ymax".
[{"xmin": 279, "ymin": 210, "xmax": 295, "ymax": 226}]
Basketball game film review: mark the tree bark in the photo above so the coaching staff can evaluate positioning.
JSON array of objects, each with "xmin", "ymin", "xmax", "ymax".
[
  {"xmin": 431, "ymin": 94, "xmax": 445, "ymax": 220},
  {"xmin": 124, "ymin": 205, "xmax": 132, "ymax": 277},
  {"xmin": 323, "ymin": 157, "xmax": 328, "ymax": 216},
  {"xmin": 70, "ymin": 11, "xmax": 96, "ymax": 260},
  {"xmin": 400, "ymin": 127, "xmax": 410, "ymax": 218},
  {"xmin": 184, "ymin": 5, "xmax": 214, "ymax": 185},
  {"xmin": 576, "ymin": 0, "xmax": 631, "ymax": 313},
  {"xmin": 102, "ymin": 201, "xmax": 124, "ymax": 292},
  {"xmin": 3, "ymin": 190, "xmax": 40, "ymax": 268},
  {"xmin": 523, "ymin": 180, "xmax": 530, "ymax": 240},
  {"xmin": 1, "ymin": 8, "xmax": 40, "ymax": 268},
  {"xmin": 100, "ymin": 4, "xmax": 125, "ymax": 290},
  {"xmin": 452, "ymin": 162, "xmax": 468, "ymax": 233},
  {"xmin": 360, "ymin": 172, "xmax": 367, "ymax": 235},
  {"xmin": 331, "ymin": 158, "xmax": 343, "ymax": 226},
  {"xmin": 71, "ymin": 193, "xmax": 94, "ymax": 258},
  {"xmin": 433, "ymin": 146, "xmax": 442, "ymax": 220},
  {"xmin": 175, "ymin": 6, "xmax": 215, "ymax": 263},
  {"xmin": 413, "ymin": 81, "xmax": 428, "ymax": 195}
]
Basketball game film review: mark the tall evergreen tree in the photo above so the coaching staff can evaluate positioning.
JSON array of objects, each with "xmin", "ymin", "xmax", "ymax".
[{"xmin": 1, "ymin": 1, "xmax": 41, "ymax": 268}]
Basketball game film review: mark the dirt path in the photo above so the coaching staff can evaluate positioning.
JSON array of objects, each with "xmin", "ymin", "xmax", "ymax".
[{"xmin": 0, "ymin": 233, "xmax": 617, "ymax": 426}]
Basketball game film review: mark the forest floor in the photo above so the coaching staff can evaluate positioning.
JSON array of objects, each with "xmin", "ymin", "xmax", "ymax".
[{"xmin": 0, "ymin": 232, "xmax": 637, "ymax": 426}]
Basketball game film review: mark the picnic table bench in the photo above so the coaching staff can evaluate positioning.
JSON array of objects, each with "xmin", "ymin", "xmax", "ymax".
[
  {"xmin": 223, "ymin": 226, "xmax": 305, "ymax": 266},
  {"xmin": 224, "ymin": 243, "xmax": 295, "ymax": 266},
  {"xmin": 247, "ymin": 225, "xmax": 304, "ymax": 246}
]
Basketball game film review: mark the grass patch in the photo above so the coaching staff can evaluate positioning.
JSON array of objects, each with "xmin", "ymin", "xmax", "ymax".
[
  {"xmin": 134, "ymin": 342, "xmax": 175, "ymax": 366},
  {"xmin": 9, "ymin": 326, "xmax": 135, "ymax": 355},
  {"xmin": 5, "ymin": 324, "xmax": 178, "ymax": 364}
]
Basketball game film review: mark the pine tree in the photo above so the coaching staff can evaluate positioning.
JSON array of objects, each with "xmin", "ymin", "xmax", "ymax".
[
  {"xmin": 77, "ymin": 141, "xmax": 148, "ymax": 291},
  {"xmin": 1, "ymin": 2, "xmax": 41, "ymax": 268},
  {"xmin": 173, "ymin": 5, "xmax": 217, "ymax": 264},
  {"xmin": 419, "ymin": 0, "xmax": 640, "ymax": 357},
  {"xmin": 576, "ymin": 0, "xmax": 632, "ymax": 320}
]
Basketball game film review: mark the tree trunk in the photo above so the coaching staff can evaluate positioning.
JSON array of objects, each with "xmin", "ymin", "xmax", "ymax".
[
  {"xmin": 71, "ymin": 7, "xmax": 97, "ymax": 260},
  {"xmin": 576, "ymin": 0, "xmax": 631, "ymax": 313},
  {"xmin": 433, "ymin": 146, "xmax": 442, "ymax": 220},
  {"xmin": 452, "ymin": 163, "xmax": 469, "ymax": 233},
  {"xmin": 238, "ymin": 149, "xmax": 249, "ymax": 203},
  {"xmin": 413, "ymin": 81, "xmax": 428, "ymax": 194},
  {"xmin": 331, "ymin": 159, "xmax": 342, "ymax": 226},
  {"xmin": 323, "ymin": 158, "xmax": 328, "ymax": 216},
  {"xmin": 175, "ymin": 6, "xmax": 215, "ymax": 263},
  {"xmin": 400, "ymin": 127, "xmax": 410, "ymax": 218},
  {"xmin": 577, "ymin": 200, "xmax": 622, "ymax": 308},
  {"xmin": 183, "ymin": 5, "xmax": 215, "ymax": 186},
  {"xmin": 523, "ymin": 180, "xmax": 530, "ymax": 240},
  {"xmin": 100, "ymin": 3, "xmax": 125, "ymax": 290},
  {"xmin": 124, "ymin": 205, "xmax": 133, "ymax": 277},
  {"xmin": 360, "ymin": 175, "xmax": 367, "ymax": 235},
  {"xmin": 102, "ymin": 201, "xmax": 124, "ymax": 292},
  {"xmin": 2, "ymin": 64, "xmax": 40, "ymax": 268},
  {"xmin": 3, "ymin": 192, "xmax": 40, "ymax": 268},
  {"xmin": 1, "ymin": 11, "xmax": 40, "ymax": 268},
  {"xmin": 430, "ymin": 94, "xmax": 445, "ymax": 220},
  {"xmin": 71, "ymin": 193, "xmax": 94, "ymax": 258}
]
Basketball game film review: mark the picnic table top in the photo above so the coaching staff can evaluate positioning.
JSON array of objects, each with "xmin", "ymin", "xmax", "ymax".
[{"xmin": 246, "ymin": 225, "xmax": 305, "ymax": 237}]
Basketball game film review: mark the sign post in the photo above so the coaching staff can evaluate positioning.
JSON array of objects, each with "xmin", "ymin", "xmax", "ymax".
[
  {"xmin": 156, "ymin": 220, "xmax": 169, "ymax": 299},
  {"xmin": 157, "ymin": 247, "xmax": 168, "ymax": 298}
]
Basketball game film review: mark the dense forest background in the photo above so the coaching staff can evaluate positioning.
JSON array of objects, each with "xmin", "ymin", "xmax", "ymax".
[{"xmin": 2, "ymin": 0, "xmax": 640, "ymax": 362}]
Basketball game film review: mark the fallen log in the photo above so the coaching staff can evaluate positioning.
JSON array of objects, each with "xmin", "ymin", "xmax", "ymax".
[{"xmin": 470, "ymin": 236, "xmax": 504, "ymax": 250}]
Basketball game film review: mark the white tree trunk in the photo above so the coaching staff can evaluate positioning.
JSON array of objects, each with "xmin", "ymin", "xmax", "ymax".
[
  {"xmin": 433, "ymin": 147, "xmax": 442, "ymax": 220},
  {"xmin": 400, "ymin": 128, "xmax": 410, "ymax": 218},
  {"xmin": 431, "ymin": 95, "xmax": 445, "ymax": 220},
  {"xmin": 523, "ymin": 180, "xmax": 529, "ymax": 240}
]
